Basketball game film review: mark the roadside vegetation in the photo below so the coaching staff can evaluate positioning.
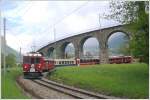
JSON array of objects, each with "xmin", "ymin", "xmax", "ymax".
[
  {"xmin": 1, "ymin": 67, "xmax": 29, "ymax": 99},
  {"xmin": 1, "ymin": 53, "xmax": 17, "ymax": 68},
  {"xmin": 48, "ymin": 63, "xmax": 149, "ymax": 98}
]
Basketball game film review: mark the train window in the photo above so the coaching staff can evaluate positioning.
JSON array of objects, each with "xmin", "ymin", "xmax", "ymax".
[
  {"xmin": 35, "ymin": 58, "xmax": 41, "ymax": 64},
  {"xmin": 23, "ymin": 56, "xmax": 29, "ymax": 63},
  {"xmin": 24, "ymin": 57, "xmax": 40, "ymax": 64},
  {"xmin": 59, "ymin": 61, "xmax": 61, "ymax": 64},
  {"xmin": 31, "ymin": 58, "xmax": 34, "ymax": 64}
]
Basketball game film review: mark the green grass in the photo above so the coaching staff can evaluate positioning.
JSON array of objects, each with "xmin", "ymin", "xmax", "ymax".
[
  {"xmin": 1, "ymin": 67, "xmax": 29, "ymax": 99},
  {"xmin": 48, "ymin": 63, "xmax": 149, "ymax": 99}
]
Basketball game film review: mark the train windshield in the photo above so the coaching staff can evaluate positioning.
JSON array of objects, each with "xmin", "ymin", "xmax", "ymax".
[{"xmin": 23, "ymin": 56, "xmax": 41, "ymax": 64}]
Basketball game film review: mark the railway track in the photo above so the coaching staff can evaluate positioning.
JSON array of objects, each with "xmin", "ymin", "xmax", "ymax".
[{"xmin": 32, "ymin": 78, "xmax": 118, "ymax": 99}]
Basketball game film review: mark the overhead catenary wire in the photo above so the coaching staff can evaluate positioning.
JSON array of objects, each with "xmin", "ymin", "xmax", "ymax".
[
  {"xmin": 41, "ymin": 1, "xmax": 90, "ymax": 34},
  {"xmin": 6, "ymin": 29, "xmax": 28, "ymax": 54},
  {"xmin": 4, "ymin": 1, "xmax": 90, "ymax": 52},
  {"xmin": 37, "ymin": 1, "xmax": 90, "ymax": 50},
  {"xmin": 1, "ymin": 2, "xmax": 34, "ymax": 55},
  {"xmin": 4, "ymin": 1, "xmax": 112, "ymax": 53}
]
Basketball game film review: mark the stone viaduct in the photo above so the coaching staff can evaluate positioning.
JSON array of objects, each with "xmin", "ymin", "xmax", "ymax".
[{"xmin": 37, "ymin": 24, "xmax": 132, "ymax": 64}]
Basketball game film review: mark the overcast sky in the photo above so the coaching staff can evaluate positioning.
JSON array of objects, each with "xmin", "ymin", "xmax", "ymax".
[{"xmin": 1, "ymin": 0, "xmax": 121, "ymax": 54}]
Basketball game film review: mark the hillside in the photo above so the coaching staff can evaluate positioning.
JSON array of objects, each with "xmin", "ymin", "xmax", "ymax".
[{"xmin": 1, "ymin": 36, "xmax": 21, "ymax": 63}]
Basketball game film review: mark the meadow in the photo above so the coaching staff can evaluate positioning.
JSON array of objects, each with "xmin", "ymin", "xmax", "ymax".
[{"xmin": 48, "ymin": 63, "xmax": 149, "ymax": 98}]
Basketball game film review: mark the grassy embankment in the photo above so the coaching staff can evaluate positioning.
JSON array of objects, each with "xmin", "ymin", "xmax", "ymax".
[
  {"xmin": 48, "ymin": 63, "xmax": 149, "ymax": 99},
  {"xmin": 1, "ymin": 67, "xmax": 29, "ymax": 99}
]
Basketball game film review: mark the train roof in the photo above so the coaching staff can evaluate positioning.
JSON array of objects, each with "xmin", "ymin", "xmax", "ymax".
[
  {"xmin": 24, "ymin": 52, "xmax": 42, "ymax": 57},
  {"xmin": 109, "ymin": 56, "xmax": 132, "ymax": 58},
  {"xmin": 43, "ymin": 57, "xmax": 54, "ymax": 61}
]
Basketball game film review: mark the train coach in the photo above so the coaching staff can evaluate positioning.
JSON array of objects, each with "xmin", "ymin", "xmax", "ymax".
[
  {"xmin": 54, "ymin": 59, "xmax": 76, "ymax": 67},
  {"xmin": 80, "ymin": 58, "xmax": 99, "ymax": 65},
  {"xmin": 109, "ymin": 56, "xmax": 132, "ymax": 64},
  {"xmin": 22, "ymin": 52, "xmax": 55, "ymax": 78},
  {"xmin": 79, "ymin": 56, "xmax": 132, "ymax": 65}
]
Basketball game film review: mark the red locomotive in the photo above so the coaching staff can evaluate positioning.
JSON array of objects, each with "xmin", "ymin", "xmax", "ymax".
[{"xmin": 22, "ymin": 52, "xmax": 55, "ymax": 78}]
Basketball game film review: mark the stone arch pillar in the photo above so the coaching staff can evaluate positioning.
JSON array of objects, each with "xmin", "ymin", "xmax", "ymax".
[
  {"xmin": 53, "ymin": 45, "xmax": 62, "ymax": 59},
  {"xmin": 97, "ymin": 33, "xmax": 109, "ymax": 64},
  {"xmin": 72, "ymin": 39, "xmax": 81, "ymax": 59},
  {"xmin": 99, "ymin": 44, "xmax": 109, "ymax": 64},
  {"xmin": 47, "ymin": 47, "xmax": 54, "ymax": 58},
  {"xmin": 58, "ymin": 45, "xmax": 64, "ymax": 59},
  {"xmin": 42, "ymin": 49, "xmax": 47, "ymax": 57},
  {"xmin": 74, "ymin": 43, "xmax": 80, "ymax": 59}
]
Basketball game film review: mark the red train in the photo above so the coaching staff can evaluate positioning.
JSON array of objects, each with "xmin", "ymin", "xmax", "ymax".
[
  {"xmin": 22, "ymin": 52, "xmax": 132, "ymax": 78},
  {"xmin": 22, "ymin": 52, "xmax": 55, "ymax": 78}
]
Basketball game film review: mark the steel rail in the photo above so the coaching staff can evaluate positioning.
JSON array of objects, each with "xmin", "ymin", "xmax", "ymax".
[
  {"xmin": 32, "ymin": 78, "xmax": 118, "ymax": 99},
  {"xmin": 32, "ymin": 79, "xmax": 82, "ymax": 99}
]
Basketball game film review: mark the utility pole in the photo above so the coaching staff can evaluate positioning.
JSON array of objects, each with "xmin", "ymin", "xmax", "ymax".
[{"xmin": 3, "ymin": 18, "xmax": 6, "ymax": 74}]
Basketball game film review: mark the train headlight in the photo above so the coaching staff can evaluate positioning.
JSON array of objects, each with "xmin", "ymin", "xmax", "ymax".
[
  {"xmin": 24, "ymin": 65, "xmax": 27, "ymax": 69},
  {"xmin": 38, "ymin": 64, "xmax": 41, "ymax": 68}
]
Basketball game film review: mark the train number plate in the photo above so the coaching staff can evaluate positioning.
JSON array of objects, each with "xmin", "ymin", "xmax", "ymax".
[{"xmin": 30, "ymin": 68, "xmax": 35, "ymax": 72}]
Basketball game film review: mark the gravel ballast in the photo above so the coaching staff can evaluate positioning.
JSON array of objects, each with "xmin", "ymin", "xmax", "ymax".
[{"xmin": 17, "ymin": 76, "xmax": 75, "ymax": 99}]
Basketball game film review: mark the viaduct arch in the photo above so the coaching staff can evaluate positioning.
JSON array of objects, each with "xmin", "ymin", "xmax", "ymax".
[{"xmin": 38, "ymin": 24, "xmax": 132, "ymax": 64}]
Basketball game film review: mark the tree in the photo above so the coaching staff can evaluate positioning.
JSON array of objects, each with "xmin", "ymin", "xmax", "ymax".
[
  {"xmin": 117, "ymin": 43, "xmax": 130, "ymax": 56},
  {"xmin": 106, "ymin": 1, "xmax": 149, "ymax": 63},
  {"xmin": 6, "ymin": 54, "xmax": 16, "ymax": 68},
  {"xmin": 117, "ymin": 35, "xmax": 130, "ymax": 56}
]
